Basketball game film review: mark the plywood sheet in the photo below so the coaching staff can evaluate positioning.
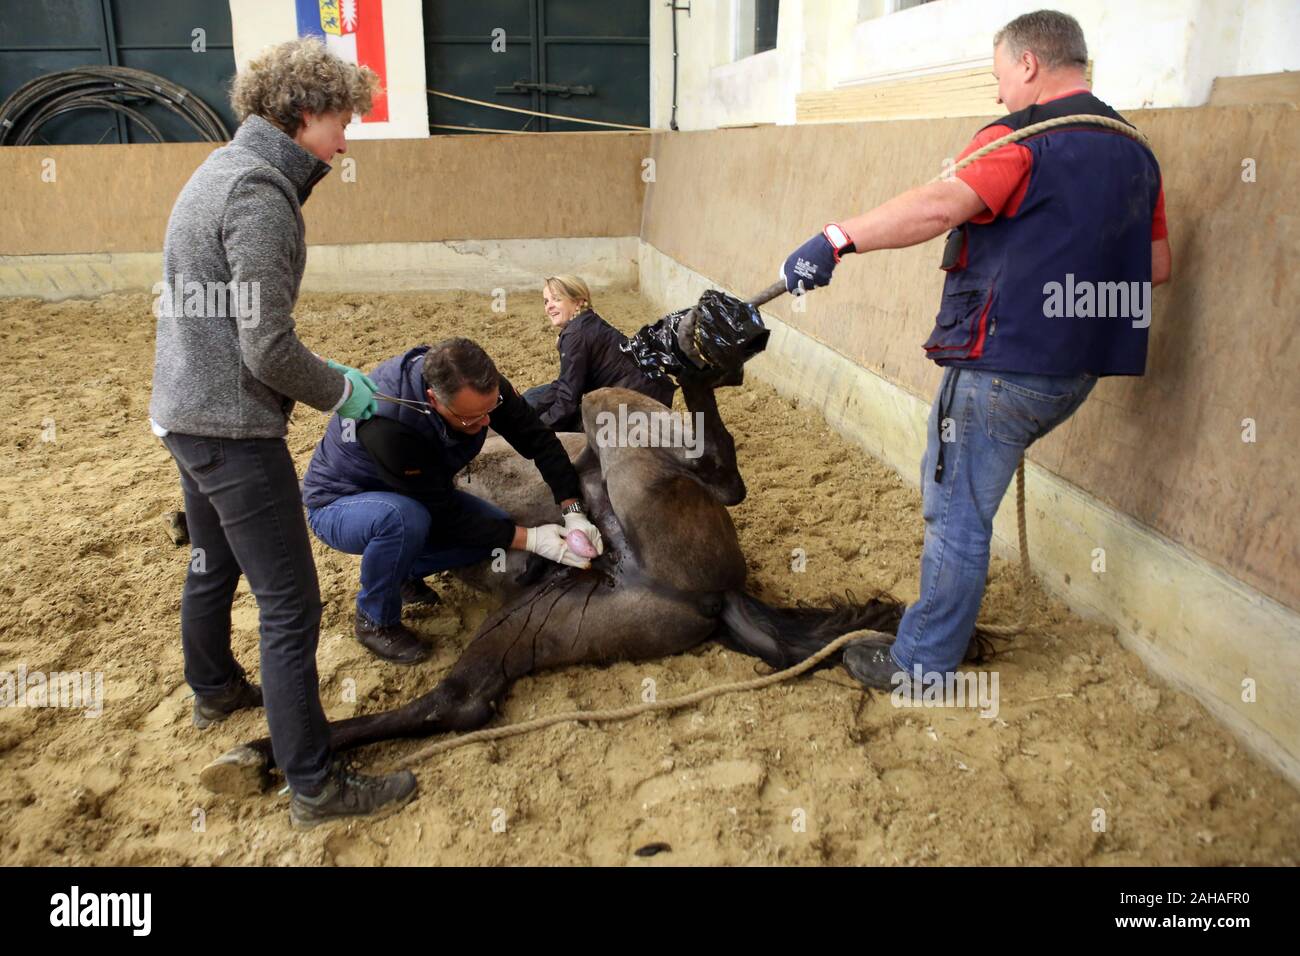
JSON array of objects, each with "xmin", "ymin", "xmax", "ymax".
[
  {"xmin": 798, "ymin": 62, "xmax": 1091, "ymax": 123},
  {"xmin": 1, "ymin": 132, "xmax": 650, "ymax": 256},
  {"xmin": 1209, "ymin": 72, "xmax": 1300, "ymax": 108},
  {"xmin": 641, "ymin": 105, "xmax": 1300, "ymax": 611}
]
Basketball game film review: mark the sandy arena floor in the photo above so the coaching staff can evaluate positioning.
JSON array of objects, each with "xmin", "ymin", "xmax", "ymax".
[{"xmin": 0, "ymin": 288, "xmax": 1296, "ymax": 866}]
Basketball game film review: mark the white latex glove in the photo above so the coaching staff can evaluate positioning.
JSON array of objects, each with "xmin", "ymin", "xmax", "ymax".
[
  {"xmin": 562, "ymin": 511, "xmax": 604, "ymax": 556},
  {"xmin": 525, "ymin": 524, "xmax": 591, "ymax": 569}
]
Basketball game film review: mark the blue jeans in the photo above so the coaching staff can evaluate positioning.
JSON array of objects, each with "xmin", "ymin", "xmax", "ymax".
[
  {"xmin": 162, "ymin": 432, "xmax": 331, "ymax": 794},
  {"xmin": 891, "ymin": 368, "xmax": 1097, "ymax": 675},
  {"xmin": 307, "ymin": 491, "xmax": 510, "ymax": 627}
]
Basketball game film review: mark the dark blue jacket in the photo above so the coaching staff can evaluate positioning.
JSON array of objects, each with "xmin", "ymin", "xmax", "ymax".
[
  {"xmin": 541, "ymin": 309, "xmax": 676, "ymax": 428},
  {"xmin": 923, "ymin": 92, "xmax": 1161, "ymax": 376},
  {"xmin": 302, "ymin": 346, "xmax": 581, "ymax": 549}
]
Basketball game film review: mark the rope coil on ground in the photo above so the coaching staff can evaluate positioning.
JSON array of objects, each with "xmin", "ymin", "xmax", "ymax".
[
  {"xmin": 395, "ymin": 114, "xmax": 1153, "ymax": 766},
  {"xmin": 394, "ymin": 627, "xmax": 877, "ymax": 768}
]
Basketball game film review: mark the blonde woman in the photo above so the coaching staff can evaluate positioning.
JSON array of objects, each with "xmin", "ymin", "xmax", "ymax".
[
  {"xmin": 149, "ymin": 38, "xmax": 416, "ymax": 826},
  {"xmin": 524, "ymin": 275, "xmax": 676, "ymax": 432}
]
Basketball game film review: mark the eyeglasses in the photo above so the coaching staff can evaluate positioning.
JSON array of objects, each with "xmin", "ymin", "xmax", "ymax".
[{"xmin": 442, "ymin": 393, "xmax": 503, "ymax": 427}]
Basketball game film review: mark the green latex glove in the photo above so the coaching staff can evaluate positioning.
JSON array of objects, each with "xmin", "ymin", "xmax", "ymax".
[
  {"xmin": 333, "ymin": 363, "xmax": 378, "ymax": 421},
  {"xmin": 326, "ymin": 358, "xmax": 378, "ymax": 390}
]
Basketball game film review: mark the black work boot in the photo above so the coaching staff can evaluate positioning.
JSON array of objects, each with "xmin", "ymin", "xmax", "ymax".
[
  {"xmin": 193, "ymin": 664, "xmax": 263, "ymax": 729},
  {"xmin": 354, "ymin": 610, "xmax": 431, "ymax": 665},
  {"xmin": 289, "ymin": 757, "xmax": 419, "ymax": 829},
  {"xmin": 400, "ymin": 577, "xmax": 441, "ymax": 608},
  {"xmin": 842, "ymin": 637, "xmax": 908, "ymax": 691}
]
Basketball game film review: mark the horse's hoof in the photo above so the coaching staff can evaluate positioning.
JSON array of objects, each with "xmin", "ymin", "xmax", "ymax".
[
  {"xmin": 163, "ymin": 510, "xmax": 189, "ymax": 546},
  {"xmin": 200, "ymin": 745, "xmax": 271, "ymax": 795}
]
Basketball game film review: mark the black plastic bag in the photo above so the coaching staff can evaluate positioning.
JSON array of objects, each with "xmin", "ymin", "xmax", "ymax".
[{"xmin": 622, "ymin": 289, "xmax": 769, "ymax": 382}]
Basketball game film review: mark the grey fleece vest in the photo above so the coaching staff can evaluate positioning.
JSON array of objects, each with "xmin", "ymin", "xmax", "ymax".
[{"xmin": 149, "ymin": 114, "xmax": 346, "ymax": 439}]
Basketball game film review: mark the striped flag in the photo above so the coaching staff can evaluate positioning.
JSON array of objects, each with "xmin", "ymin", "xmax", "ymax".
[{"xmin": 295, "ymin": 0, "xmax": 389, "ymax": 123}]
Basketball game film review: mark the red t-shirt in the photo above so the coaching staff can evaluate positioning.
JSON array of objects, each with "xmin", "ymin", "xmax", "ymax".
[{"xmin": 954, "ymin": 89, "xmax": 1168, "ymax": 240}]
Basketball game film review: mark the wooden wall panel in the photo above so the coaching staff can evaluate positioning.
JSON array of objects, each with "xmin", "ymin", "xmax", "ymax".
[
  {"xmin": 641, "ymin": 105, "xmax": 1300, "ymax": 611},
  {"xmin": 4, "ymin": 106, "xmax": 1295, "ymax": 612},
  {"xmin": 1, "ymin": 132, "xmax": 649, "ymax": 256},
  {"xmin": 797, "ymin": 62, "xmax": 1091, "ymax": 123}
]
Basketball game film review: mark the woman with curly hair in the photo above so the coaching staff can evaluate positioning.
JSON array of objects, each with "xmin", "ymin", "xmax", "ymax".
[{"xmin": 149, "ymin": 38, "xmax": 416, "ymax": 826}]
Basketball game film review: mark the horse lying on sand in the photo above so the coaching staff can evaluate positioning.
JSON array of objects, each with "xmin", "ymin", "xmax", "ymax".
[{"xmin": 199, "ymin": 305, "xmax": 991, "ymax": 794}]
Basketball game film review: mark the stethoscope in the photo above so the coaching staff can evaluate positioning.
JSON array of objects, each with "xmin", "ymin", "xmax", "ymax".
[{"xmin": 374, "ymin": 393, "xmax": 431, "ymax": 415}]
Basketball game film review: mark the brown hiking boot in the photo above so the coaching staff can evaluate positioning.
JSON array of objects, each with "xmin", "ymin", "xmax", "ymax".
[
  {"xmin": 354, "ymin": 610, "xmax": 431, "ymax": 665},
  {"xmin": 192, "ymin": 664, "xmax": 263, "ymax": 729},
  {"xmin": 289, "ymin": 757, "xmax": 418, "ymax": 829}
]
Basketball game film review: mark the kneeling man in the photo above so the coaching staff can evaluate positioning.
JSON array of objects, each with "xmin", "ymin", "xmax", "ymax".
[{"xmin": 302, "ymin": 337, "xmax": 602, "ymax": 664}]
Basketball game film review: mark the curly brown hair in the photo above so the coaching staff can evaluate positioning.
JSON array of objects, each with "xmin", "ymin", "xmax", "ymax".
[{"xmin": 230, "ymin": 38, "xmax": 381, "ymax": 136}]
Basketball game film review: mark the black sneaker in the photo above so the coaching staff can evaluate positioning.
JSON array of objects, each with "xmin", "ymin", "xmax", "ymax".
[
  {"xmin": 842, "ymin": 637, "xmax": 907, "ymax": 691},
  {"xmin": 354, "ymin": 610, "xmax": 431, "ymax": 665},
  {"xmin": 400, "ymin": 577, "xmax": 441, "ymax": 608},
  {"xmin": 193, "ymin": 664, "xmax": 263, "ymax": 729},
  {"xmin": 289, "ymin": 757, "xmax": 419, "ymax": 829}
]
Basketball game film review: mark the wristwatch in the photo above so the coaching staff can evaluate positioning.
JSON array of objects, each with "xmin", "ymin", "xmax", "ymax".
[{"xmin": 561, "ymin": 501, "xmax": 585, "ymax": 518}]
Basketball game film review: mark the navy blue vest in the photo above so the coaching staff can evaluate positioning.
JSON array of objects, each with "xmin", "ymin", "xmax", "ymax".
[
  {"xmin": 922, "ymin": 92, "xmax": 1161, "ymax": 376},
  {"xmin": 301, "ymin": 346, "xmax": 489, "ymax": 510}
]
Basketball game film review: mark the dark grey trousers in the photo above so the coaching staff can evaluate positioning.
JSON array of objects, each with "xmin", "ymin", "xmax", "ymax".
[{"xmin": 163, "ymin": 431, "xmax": 331, "ymax": 794}]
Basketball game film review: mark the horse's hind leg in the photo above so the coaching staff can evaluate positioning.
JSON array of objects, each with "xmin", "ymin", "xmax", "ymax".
[
  {"xmin": 199, "ymin": 579, "xmax": 567, "ymax": 795},
  {"xmin": 200, "ymin": 668, "xmax": 504, "ymax": 796},
  {"xmin": 327, "ymin": 572, "xmax": 597, "ymax": 750},
  {"xmin": 200, "ymin": 569, "xmax": 715, "ymax": 795}
]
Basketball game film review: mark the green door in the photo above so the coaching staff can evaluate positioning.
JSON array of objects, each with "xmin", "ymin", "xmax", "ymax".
[{"xmin": 424, "ymin": 0, "xmax": 648, "ymax": 134}]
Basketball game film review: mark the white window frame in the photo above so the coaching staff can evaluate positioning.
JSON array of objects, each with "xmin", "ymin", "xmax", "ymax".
[
  {"xmin": 859, "ymin": 0, "xmax": 943, "ymax": 21},
  {"xmin": 733, "ymin": 0, "xmax": 779, "ymax": 61}
]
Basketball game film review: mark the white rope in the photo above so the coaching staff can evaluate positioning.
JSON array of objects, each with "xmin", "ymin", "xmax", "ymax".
[{"xmin": 428, "ymin": 87, "xmax": 650, "ymax": 131}]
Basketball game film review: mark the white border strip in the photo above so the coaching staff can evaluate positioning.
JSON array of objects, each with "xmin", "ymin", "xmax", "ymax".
[{"xmin": 0, "ymin": 238, "xmax": 640, "ymax": 300}]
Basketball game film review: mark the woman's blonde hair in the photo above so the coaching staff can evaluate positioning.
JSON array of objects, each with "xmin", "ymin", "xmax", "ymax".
[
  {"xmin": 230, "ymin": 38, "xmax": 381, "ymax": 137},
  {"xmin": 543, "ymin": 275, "xmax": 592, "ymax": 311}
]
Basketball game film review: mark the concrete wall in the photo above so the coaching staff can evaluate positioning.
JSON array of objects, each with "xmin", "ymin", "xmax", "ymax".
[{"xmin": 650, "ymin": 0, "xmax": 1300, "ymax": 130}]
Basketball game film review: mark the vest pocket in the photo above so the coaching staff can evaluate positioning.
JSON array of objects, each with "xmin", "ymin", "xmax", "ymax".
[{"xmin": 923, "ymin": 284, "xmax": 992, "ymax": 357}]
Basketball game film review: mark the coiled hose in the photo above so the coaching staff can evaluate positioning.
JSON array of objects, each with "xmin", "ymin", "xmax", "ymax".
[{"xmin": 0, "ymin": 65, "xmax": 229, "ymax": 145}]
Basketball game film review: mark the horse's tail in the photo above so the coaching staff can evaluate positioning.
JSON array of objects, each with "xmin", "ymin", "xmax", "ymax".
[
  {"xmin": 717, "ymin": 590, "xmax": 1008, "ymax": 670},
  {"xmin": 716, "ymin": 589, "xmax": 904, "ymax": 671}
]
